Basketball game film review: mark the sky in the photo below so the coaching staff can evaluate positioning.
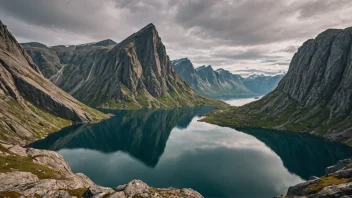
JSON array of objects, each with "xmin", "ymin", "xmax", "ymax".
[{"xmin": 1, "ymin": 0, "xmax": 352, "ymax": 77}]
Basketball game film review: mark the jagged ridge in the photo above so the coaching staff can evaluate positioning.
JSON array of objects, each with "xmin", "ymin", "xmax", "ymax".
[
  {"xmin": 24, "ymin": 24, "xmax": 225, "ymax": 109},
  {"xmin": 0, "ymin": 21, "xmax": 105, "ymax": 145},
  {"xmin": 172, "ymin": 58, "xmax": 255, "ymax": 98}
]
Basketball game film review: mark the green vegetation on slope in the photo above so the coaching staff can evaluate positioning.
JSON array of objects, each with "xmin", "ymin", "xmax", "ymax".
[{"xmin": 202, "ymin": 92, "xmax": 352, "ymax": 145}]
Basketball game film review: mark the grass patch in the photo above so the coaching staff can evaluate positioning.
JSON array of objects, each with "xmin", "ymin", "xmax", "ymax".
[
  {"xmin": 61, "ymin": 188, "xmax": 88, "ymax": 198},
  {"xmin": 0, "ymin": 155, "xmax": 63, "ymax": 180},
  {"xmin": 307, "ymin": 174, "xmax": 352, "ymax": 194}
]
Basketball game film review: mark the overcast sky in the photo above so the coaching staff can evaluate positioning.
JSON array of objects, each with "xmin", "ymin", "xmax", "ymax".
[{"xmin": 1, "ymin": 0, "xmax": 352, "ymax": 77}]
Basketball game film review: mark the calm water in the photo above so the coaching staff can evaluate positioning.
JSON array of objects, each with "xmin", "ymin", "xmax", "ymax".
[
  {"xmin": 222, "ymin": 96, "xmax": 263, "ymax": 106},
  {"xmin": 30, "ymin": 101, "xmax": 352, "ymax": 198}
]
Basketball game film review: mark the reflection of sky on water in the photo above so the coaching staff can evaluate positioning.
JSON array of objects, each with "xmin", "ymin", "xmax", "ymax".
[
  {"xmin": 59, "ymin": 117, "xmax": 304, "ymax": 198},
  {"xmin": 31, "ymin": 105, "xmax": 352, "ymax": 198}
]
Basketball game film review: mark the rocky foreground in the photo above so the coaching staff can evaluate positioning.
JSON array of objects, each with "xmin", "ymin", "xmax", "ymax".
[
  {"xmin": 0, "ymin": 144, "xmax": 202, "ymax": 198},
  {"xmin": 276, "ymin": 158, "xmax": 352, "ymax": 198}
]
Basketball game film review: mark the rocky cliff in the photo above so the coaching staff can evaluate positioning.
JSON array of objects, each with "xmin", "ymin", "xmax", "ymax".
[
  {"xmin": 276, "ymin": 158, "xmax": 352, "ymax": 198},
  {"xmin": 21, "ymin": 39, "xmax": 117, "ymax": 79},
  {"xmin": 23, "ymin": 25, "xmax": 225, "ymax": 109},
  {"xmin": 172, "ymin": 58, "xmax": 255, "ymax": 98},
  {"xmin": 0, "ymin": 144, "xmax": 203, "ymax": 198},
  {"xmin": 204, "ymin": 27, "xmax": 352, "ymax": 145},
  {"xmin": 242, "ymin": 74, "xmax": 285, "ymax": 95},
  {"xmin": 0, "ymin": 20, "xmax": 106, "ymax": 145}
]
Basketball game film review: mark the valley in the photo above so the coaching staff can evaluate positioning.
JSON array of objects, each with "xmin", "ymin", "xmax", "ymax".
[{"xmin": 1, "ymin": 1, "xmax": 352, "ymax": 197}]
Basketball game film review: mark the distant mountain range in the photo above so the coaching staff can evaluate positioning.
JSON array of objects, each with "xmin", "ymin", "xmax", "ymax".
[
  {"xmin": 0, "ymin": 20, "xmax": 105, "ymax": 145},
  {"xmin": 204, "ymin": 26, "xmax": 352, "ymax": 145},
  {"xmin": 22, "ymin": 24, "xmax": 225, "ymax": 109},
  {"xmin": 242, "ymin": 74, "xmax": 285, "ymax": 95},
  {"xmin": 171, "ymin": 58, "xmax": 284, "ymax": 98}
]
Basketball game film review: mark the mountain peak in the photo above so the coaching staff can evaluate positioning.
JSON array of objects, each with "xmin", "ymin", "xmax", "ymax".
[
  {"xmin": 21, "ymin": 42, "xmax": 48, "ymax": 48},
  {"xmin": 93, "ymin": 39, "xmax": 117, "ymax": 46}
]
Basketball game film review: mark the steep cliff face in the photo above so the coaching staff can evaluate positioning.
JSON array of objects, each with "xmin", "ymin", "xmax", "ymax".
[
  {"xmin": 24, "ymin": 24, "xmax": 223, "ymax": 109},
  {"xmin": 22, "ymin": 39, "xmax": 117, "ymax": 80},
  {"xmin": 0, "ymin": 20, "xmax": 105, "ymax": 145},
  {"xmin": 172, "ymin": 58, "xmax": 254, "ymax": 98},
  {"xmin": 204, "ymin": 27, "xmax": 352, "ymax": 145},
  {"xmin": 242, "ymin": 74, "xmax": 285, "ymax": 95}
]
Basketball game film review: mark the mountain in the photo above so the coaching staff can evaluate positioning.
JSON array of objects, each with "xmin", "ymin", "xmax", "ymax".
[
  {"xmin": 242, "ymin": 74, "xmax": 285, "ymax": 95},
  {"xmin": 172, "ymin": 58, "xmax": 255, "ymax": 98},
  {"xmin": 0, "ymin": 20, "xmax": 105, "ymax": 145},
  {"xmin": 21, "ymin": 39, "xmax": 117, "ymax": 79},
  {"xmin": 204, "ymin": 27, "xmax": 352, "ymax": 145},
  {"xmin": 23, "ymin": 25, "xmax": 225, "ymax": 109}
]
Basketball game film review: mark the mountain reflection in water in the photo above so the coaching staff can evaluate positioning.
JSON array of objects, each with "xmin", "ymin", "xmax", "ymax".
[{"xmin": 30, "ymin": 107, "xmax": 352, "ymax": 198}]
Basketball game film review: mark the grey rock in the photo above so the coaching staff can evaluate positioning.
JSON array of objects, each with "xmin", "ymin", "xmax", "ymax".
[
  {"xmin": 115, "ymin": 184, "xmax": 127, "ymax": 192},
  {"xmin": 0, "ymin": 145, "xmax": 203, "ymax": 198},
  {"xmin": 106, "ymin": 192, "xmax": 126, "ymax": 198},
  {"xmin": 287, "ymin": 179, "xmax": 320, "ymax": 196},
  {"xmin": 123, "ymin": 180, "xmax": 150, "ymax": 197},
  {"xmin": 309, "ymin": 176, "xmax": 320, "ymax": 181},
  {"xmin": 310, "ymin": 182, "xmax": 352, "ymax": 198},
  {"xmin": 336, "ymin": 169, "xmax": 352, "ymax": 178},
  {"xmin": 281, "ymin": 158, "xmax": 352, "ymax": 198},
  {"xmin": 0, "ymin": 172, "xmax": 39, "ymax": 191},
  {"xmin": 326, "ymin": 159, "xmax": 352, "ymax": 175}
]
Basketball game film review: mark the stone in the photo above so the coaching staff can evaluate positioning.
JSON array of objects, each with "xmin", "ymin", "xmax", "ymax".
[
  {"xmin": 326, "ymin": 159, "xmax": 352, "ymax": 175},
  {"xmin": 0, "ymin": 145, "xmax": 203, "ymax": 198},
  {"xmin": 280, "ymin": 158, "xmax": 352, "ymax": 198},
  {"xmin": 309, "ymin": 176, "xmax": 319, "ymax": 181},
  {"xmin": 123, "ymin": 180, "xmax": 151, "ymax": 197},
  {"xmin": 106, "ymin": 192, "xmax": 126, "ymax": 198}
]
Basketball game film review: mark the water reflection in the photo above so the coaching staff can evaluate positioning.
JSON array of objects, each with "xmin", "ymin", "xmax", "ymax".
[
  {"xmin": 30, "ymin": 107, "xmax": 352, "ymax": 198},
  {"xmin": 31, "ymin": 107, "xmax": 214, "ymax": 167}
]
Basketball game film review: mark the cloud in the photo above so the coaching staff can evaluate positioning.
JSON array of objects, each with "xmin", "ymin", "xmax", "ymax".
[{"xmin": 0, "ymin": 0, "xmax": 352, "ymax": 76}]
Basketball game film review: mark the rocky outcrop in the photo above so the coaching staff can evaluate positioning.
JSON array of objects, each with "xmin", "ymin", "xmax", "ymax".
[
  {"xmin": 0, "ymin": 20, "xmax": 106, "ymax": 145},
  {"xmin": 241, "ymin": 74, "xmax": 285, "ymax": 95},
  {"xmin": 172, "ymin": 58, "xmax": 255, "ymax": 98},
  {"xmin": 23, "ymin": 24, "xmax": 225, "ymax": 109},
  {"xmin": 0, "ymin": 144, "xmax": 203, "ymax": 198},
  {"xmin": 204, "ymin": 26, "xmax": 352, "ymax": 145},
  {"xmin": 276, "ymin": 158, "xmax": 352, "ymax": 198}
]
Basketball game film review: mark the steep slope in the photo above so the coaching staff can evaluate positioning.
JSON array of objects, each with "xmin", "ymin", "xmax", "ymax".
[
  {"xmin": 242, "ymin": 74, "xmax": 285, "ymax": 95},
  {"xmin": 22, "ymin": 39, "xmax": 117, "ymax": 80},
  {"xmin": 26, "ymin": 24, "xmax": 224, "ymax": 109},
  {"xmin": 0, "ymin": 20, "xmax": 105, "ymax": 145},
  {"xmin": 172, "ymin": 58, "xmax": 255, "ymax": 98},
  {"xmin": 204, "ymin": 27, "xmax": 352, "ymax": 145}
]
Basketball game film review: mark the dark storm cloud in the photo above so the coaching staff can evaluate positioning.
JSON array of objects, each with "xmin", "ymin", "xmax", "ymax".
[{"xmin": 0, "ymin": 0, "xmax": 351, "ymax": 75}]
